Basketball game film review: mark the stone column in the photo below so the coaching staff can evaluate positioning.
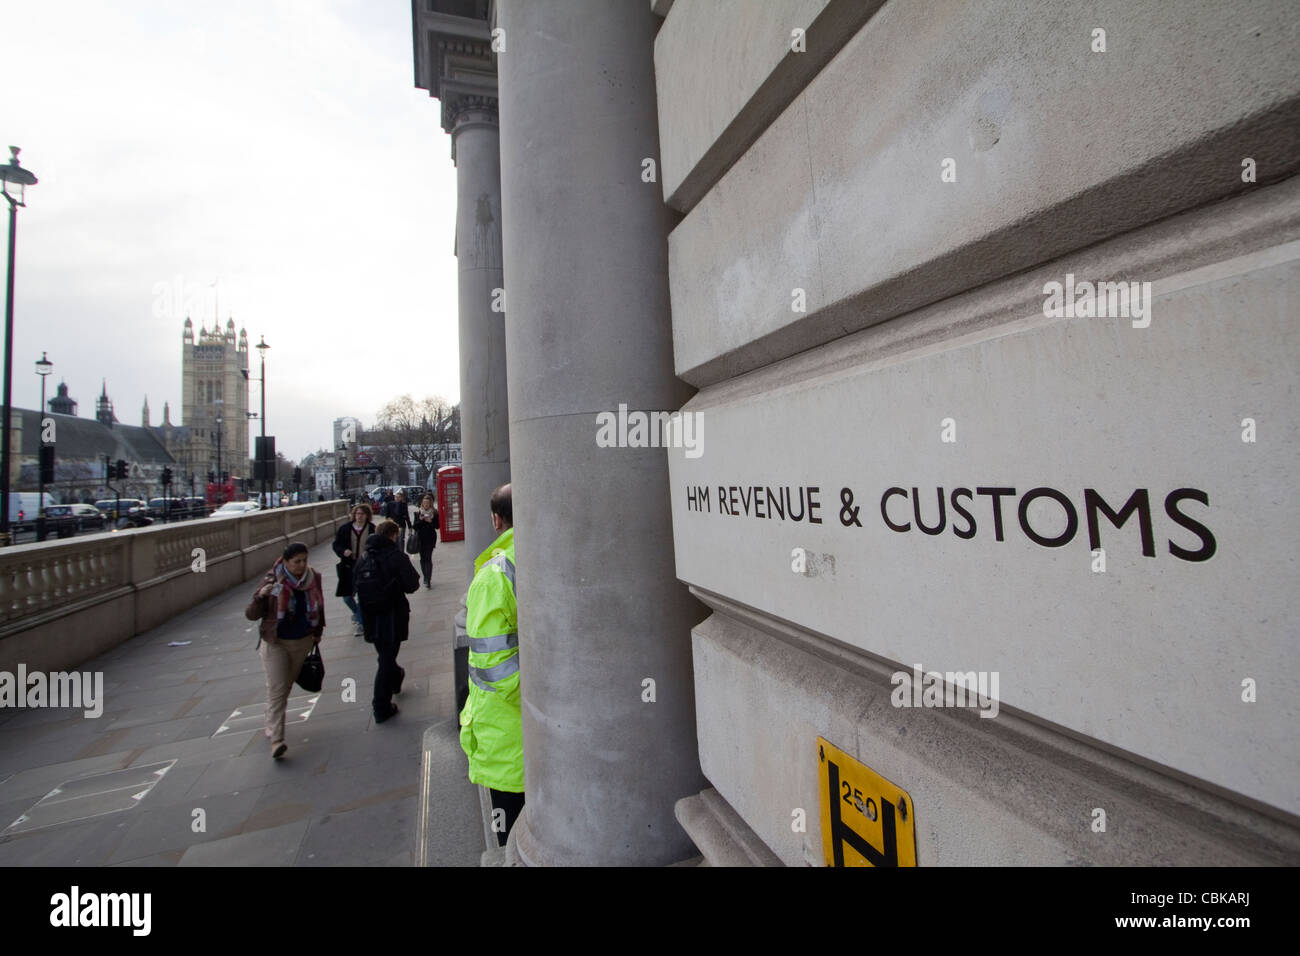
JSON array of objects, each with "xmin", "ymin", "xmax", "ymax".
[
  {"xmin": 451, "ymin": 105, "xmax": 511, "ymax": 570},
  {"xmin": 496, "ymin": 0, "xmax": 706, "ymax": 866},
  {"xmin": 412, "ymin": 4, "xmax": 511, "ymax": 573}
]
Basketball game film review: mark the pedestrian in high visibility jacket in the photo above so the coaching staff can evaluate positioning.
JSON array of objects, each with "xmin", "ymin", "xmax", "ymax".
[{"xmin": 459, "ymin": 483, "xmax": 522, "ymax": 845}]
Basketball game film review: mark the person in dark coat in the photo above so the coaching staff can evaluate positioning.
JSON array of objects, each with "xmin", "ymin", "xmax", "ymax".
[
  {"xmin": 412, "ymin": 492, "xmax": 440, "ymax": 588},
  {"xmin": 358, "ymin": 519, "xmax": 421, "ymax": 722},
  {"xmin": 391, "ymin": 490, "xmax": 411, "ymax": 550},
  {"xmin": 332, "ymin": 502, "xmax": 375, "ymax": 637}
]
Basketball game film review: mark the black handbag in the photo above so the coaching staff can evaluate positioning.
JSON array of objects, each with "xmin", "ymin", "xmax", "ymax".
[{"xmin": 296, "ymin": 646, "xmax": 325, "ymax": 692}]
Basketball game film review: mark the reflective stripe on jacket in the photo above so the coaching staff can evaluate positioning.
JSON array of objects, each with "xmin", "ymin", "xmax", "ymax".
[{"xmin": 459, "ymin": 527, "xmax": 521, "ymax": 791}]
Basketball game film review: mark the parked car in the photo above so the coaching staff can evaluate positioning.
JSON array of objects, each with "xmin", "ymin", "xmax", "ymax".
[
  {"xmin": 209, "ymin": 501, "xmax": 262, "ymax": 519},
  {"xmin": 46, "ymin": 503, "xmax": 108, "ymax": 536},
  {"xmin": 92, "ymin": 498, "xmax": 153, "ymax": 531},
  {"xmin": 147, "ymin": 496, "xmax": 189, "ymax": 520},
  {"xmin": 183, "ymin": 496, "xmax": 208, "ymax": 518},
  {"xmin": 94, "ymin": 498, "xmax": 149, "ymax": 519},
  {"xmin": 113, "ymin": 510, "xmax": 154, "ymax": 530}
]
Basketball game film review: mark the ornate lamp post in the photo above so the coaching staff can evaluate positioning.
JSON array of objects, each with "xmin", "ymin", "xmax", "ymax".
[
  {"xmin": 214, "ymin": 399, "xmax": 224, "ymax": 505},
  {"xmin": 0, "ymin": 147, "xmax": 38, "ymax": 546},
  {"xmin": 337, "ymin": 443, "xmax": 347, "ymax": 500},
  {"xmin": 34, "ymin": 351, "xmax": 51, "ymax": 540},
  {"xmin": 255, "ymin": 336, "xmax": 269, "ymax": 506}
]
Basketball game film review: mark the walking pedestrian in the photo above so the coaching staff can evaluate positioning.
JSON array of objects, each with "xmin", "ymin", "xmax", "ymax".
[
  {"xmin": 333, "ymin": 502, "xmax": 375, "ymax": 637},
  {"xmin": 391, "ymin": 490, "xmax": 411, "ymax": 550},
  {"xmin": 245, "ymin": 542, "xmax": 325, "ymax": 760},
  {"xmin": 354, "ymin": 518, "xmax": 420, "ymax": 722},
  {"xmin": 413, "ymin": 492, "xmax": 439, "ymax": 588}
]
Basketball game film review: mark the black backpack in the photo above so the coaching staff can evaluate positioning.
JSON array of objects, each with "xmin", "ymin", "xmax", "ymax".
[{"xmin": 354, "ymin": 550, "xmax": 394, "ymax": 609}]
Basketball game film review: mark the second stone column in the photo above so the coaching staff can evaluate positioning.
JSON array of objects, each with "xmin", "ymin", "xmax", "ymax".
[{"xmin": 496, "ymin": 0, "xmax": 707, "ymax": 866}]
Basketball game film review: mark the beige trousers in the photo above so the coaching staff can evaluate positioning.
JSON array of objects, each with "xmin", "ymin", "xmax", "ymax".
[{"xmin": 259, "ymin": 636, "xmax": 316, "ymax": 745}]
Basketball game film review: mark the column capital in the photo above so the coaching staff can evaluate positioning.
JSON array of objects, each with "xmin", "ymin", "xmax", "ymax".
[
  {"xmin": 412, "ymin": 2, "xmax": 499, "ymax": 137},
  {"xmin": 448, "ymin": 99, "xmax": 499, "ymax": 136}
]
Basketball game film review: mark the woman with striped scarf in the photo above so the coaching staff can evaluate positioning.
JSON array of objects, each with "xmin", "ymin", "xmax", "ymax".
[{"xmin": 245, "ymin": 542, "xmax": 325, "ymax": 759}]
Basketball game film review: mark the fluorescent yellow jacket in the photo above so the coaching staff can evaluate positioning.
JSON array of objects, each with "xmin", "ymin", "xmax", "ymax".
[{"xmin": 459, "ymin": 527, "xmax": 521, "ymax": 792}]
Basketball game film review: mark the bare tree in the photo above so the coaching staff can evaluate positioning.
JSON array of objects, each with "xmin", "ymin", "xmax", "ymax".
[
  {"xmin": 275, "ymin": 452, "xmax": 296, "ymax": 488},
  {"xmin": 374, "ymin": 395, "xmax": 459, "ymax": 487}
]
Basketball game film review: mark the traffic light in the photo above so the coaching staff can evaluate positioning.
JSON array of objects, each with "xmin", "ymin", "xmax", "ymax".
[
  {"xmin": 255, "ymin": 436, "xmax": 276, "ymax": 482},
  {"xmin": 293, "ymin": 467, "xmax": 302, "ymax": 485},
  {"xmin": 221, "ymin": 471, "xmax": 229, "ymax": 484},
  {"xmin": 208, "ymin": 471, "xmax": 216, "ymax": 484},
  {"xmin": 39, "ymin": 445, "xmax": 55, "ymax": 484},
  {"xmin": 161, "ymin": 466, "xmax": 173, "ymax": 487},
  {"xmin": 115, "ymin": 459, "xmax": 128, "ymax": 480}
]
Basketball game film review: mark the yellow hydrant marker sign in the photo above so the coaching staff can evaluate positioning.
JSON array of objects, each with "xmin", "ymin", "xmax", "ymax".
[{"xmin": 818, "ymin": 737, "xmax": 917, "ymax": 867}]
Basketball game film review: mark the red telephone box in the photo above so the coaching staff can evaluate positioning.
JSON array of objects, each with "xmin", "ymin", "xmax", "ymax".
[{"xmin": 435, "ymin": 465, "xmax": 464, "ymax": 542}]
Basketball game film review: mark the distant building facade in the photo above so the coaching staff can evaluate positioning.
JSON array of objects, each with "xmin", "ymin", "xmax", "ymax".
[
  {"xmin": 178, "ymin": 317, "xmax": 251, "ymax": 482},
  {"xmin": 15, "ymin": 381, "xmax": 176, "ymax": 503},
  {"xmin": 14, "ymin": 315, "xmax": 257, "ymax": 502}
]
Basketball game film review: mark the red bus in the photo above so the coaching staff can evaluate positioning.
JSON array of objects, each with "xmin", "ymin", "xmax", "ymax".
[{"xmin": 206, "ymin": 481, "xmax": 238, "ymax": 507}]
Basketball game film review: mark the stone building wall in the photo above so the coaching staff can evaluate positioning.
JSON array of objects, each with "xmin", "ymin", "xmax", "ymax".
[{"xmin": 657, "ymin": 0, "xmax": 1300, "ymax": 864}]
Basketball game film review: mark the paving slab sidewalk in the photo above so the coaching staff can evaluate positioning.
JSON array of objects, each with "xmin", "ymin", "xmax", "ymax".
[{"xmin": 0, "ymin": 537, "xmax": 481, "ymax": 867}]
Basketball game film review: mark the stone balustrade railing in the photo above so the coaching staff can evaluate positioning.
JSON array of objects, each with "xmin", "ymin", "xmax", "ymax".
[{"xmin": 0, "ymin": 500, "xmax": 351, "ymax": 674}]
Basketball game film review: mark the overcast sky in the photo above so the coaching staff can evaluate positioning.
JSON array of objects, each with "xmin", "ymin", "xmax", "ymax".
[{"xmin": 0, "ymin": 0, "xmax": 459, "ymax": 461}]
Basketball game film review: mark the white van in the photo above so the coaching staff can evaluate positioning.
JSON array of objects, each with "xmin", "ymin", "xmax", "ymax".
[{"xmin": 8, "ymin": 492, "xmax": 56, "ymax": 528}]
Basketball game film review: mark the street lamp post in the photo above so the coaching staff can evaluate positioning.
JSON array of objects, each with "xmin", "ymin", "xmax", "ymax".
[
  {"xmin": 255, "ymin": 336, "xmax": 269, "ymax": 507},
  {"xmin": 35, "ymin": 351, "xmax": 51, "ymax": 540},
  {"xmin": 215, "ymin": 411, "xmax": 224, "ymax": 505},
  {"xmin": 0, "ymin": 147, "xmax": 38, "ymax": 547},
  {"xmin": 210, "ymin": 397, "xmax": 225, "ymax": 507},
  {"xmin": 245, "ymin": 410, "xmax": 258, "ymax": 502}
]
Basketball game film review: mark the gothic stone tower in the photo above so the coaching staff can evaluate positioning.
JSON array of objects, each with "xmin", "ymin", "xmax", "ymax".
[
  {"xmin": 95, "ymin": 379, "xmax": 117, "ymax": 426},
  {"xmin": 181, "ymin": 317, "xmax": 250, "ymax": 479}
]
